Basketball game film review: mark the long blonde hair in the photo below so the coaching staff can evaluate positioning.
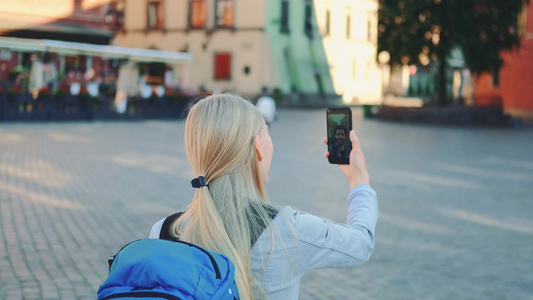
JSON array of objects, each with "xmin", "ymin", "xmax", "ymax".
[{"xmin": 171, "ymin": 93, "xmax": 275, "ymax": 300}]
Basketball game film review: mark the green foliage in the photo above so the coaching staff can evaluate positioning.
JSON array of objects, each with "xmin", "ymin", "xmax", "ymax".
[
  {"xmin": 378, "ymin": 0, "xmax": 528, "ymax": 75},
  {"xmin": 9, "ymin": 65, "xmax": 29, "ymax": 81}
]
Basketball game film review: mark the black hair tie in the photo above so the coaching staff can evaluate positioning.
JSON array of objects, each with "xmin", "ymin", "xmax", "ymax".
[{"xmin": 191, "ymin": 176, "xmax": 208, "ymax": 188}]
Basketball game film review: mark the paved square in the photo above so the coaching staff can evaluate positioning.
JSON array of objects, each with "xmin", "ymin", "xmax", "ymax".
[{"xmin": 1, "ymin": 108, "xmax": 532, "ymax": 299}]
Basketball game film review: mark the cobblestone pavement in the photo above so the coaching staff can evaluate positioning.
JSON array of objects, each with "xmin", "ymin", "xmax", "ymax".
[{"xmin": 1, "ymin": 108, "xmax": 532, "ymax": 300}]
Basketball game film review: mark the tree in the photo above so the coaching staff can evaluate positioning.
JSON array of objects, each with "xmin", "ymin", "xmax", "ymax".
[{"xmin": 378, "ymin": 0, "xmax": 528, "ymax": 105}]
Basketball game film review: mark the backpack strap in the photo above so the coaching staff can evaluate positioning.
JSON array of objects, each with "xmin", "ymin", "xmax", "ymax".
[
  {"xmin": 249, "ymin": 205, "xmax": 278, "ymax": 246},
  {"xmin": 160, "ymin": 207, "xmax": 278, "ymax": 246},
  {"xmin": 159, "ymin": 212, "xmax": 183, "ymax": 241}
]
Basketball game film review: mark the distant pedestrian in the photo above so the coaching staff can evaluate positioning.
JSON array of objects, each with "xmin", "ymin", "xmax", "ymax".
[
  {"xmin": 149, "ymin": 93, "xmax": 378, "ymax": 300},
  {"xmin": 256, "ymin": 87, "xmax": 276, "ymax": 126}
]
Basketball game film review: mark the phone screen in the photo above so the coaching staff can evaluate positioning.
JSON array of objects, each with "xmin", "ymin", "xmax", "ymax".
[{"xmin": 327, "ymin": 107, "xmax": 353, "ymax": 165}]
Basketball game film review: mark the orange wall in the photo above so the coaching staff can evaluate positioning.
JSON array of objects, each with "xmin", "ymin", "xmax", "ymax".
[
  {"xmin": 500, "ymin": 39, "xmax": 533, "ymax": 110},
  {"xmin": 474, "ymin": 3, "xmax": 533, "ymax": 119},
  {"xmin": 500, "ymin": 3, "xmax": 533, "ymax": 119},
  {"xmin": 473, "ymin": 73, "xmax": 501, "ymax": 106}
]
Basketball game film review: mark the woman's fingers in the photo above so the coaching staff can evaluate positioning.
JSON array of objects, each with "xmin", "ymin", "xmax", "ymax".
[
  {"xmin": 337, "ymin": 130, "xmax": 370, "ymax": 188},
  {"xmin": 324, "ymin": 132, "xmax": 369, "ymax": 188},
  {"xmin": 324, "ymin": 137, "xmax": 330, "ymax": 158},
  {"xmin": 349, "ymin": 130, "xmax": 360, "ymax": 150}
]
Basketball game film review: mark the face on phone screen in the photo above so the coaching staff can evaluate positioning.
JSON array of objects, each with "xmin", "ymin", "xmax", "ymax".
[{"xmin": 327, "ymin": 107, "xmax": 352, "ymax": 165}]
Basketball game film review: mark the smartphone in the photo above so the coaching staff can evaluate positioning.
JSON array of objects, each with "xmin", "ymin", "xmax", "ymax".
[{"xmin": 326, "ymin": 107, "xmax": 353, "ymax": 165}]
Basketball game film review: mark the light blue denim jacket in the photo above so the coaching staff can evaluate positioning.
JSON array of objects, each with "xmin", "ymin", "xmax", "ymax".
[{"xmin": 149, "ymin": 184, "xmax": 378, "ymax": 300}]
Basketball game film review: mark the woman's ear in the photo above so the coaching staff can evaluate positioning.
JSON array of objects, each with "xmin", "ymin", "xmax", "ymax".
[{"xmin": 254, "ymin": 135, "xmax": 263, "ymax": 161}]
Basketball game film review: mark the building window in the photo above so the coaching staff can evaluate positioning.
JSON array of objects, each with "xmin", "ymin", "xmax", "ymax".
[
  {"xmin": 367, "ymin": 12, "xmax": 377, "ymax": 42},
  {"xmin": 214, "ymin": 53, "xmax": 231, "ymax": 80},
  {"xmin": 105, "ymin": 0, "xmax": 125, "ymax": 31},
  {"xmin": 280, "ymin": 0, "xmax": 290, "ymax": 34},
  {"xmin": 215, "ymin": 0, "xmax": 233, "ymax": 27},
  {"xmin": 367, "ymin": 19, "xmax": 372, "ymax": 41},
  {"xmin": 346, "ymin": 15, "xmax": 351, "ymax": 39},
  {"xmin": 352, "ymin": 59, "xmax": 357, "ymax": 79},
  {"xmin": 189, "ymin": 0, "xmax": 206, "ymax": 28},
  {"xmin": 304, "ymin": 1, "xmax": 313, "ymax": 39},
  {"xmin": 366, "ymin": 61, "xmax": 371, "ymax": 81},
  {"xmin": 147, "ymin": 0, "xmax": 164, "ymax": 29},
  {"xmin": 324, "ymin": 9, "xmax": 331, "ymax": 36}
]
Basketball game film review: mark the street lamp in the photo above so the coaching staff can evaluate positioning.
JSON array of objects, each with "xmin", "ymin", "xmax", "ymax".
[{"xmin": 378, "ymin": 51, "xmax": 390, "ymax": 97}]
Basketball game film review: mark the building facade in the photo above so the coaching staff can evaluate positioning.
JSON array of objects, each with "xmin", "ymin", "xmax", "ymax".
[
  {"xmin": 473, "ymin": 2, "xmax": 533, "ymax": 120},
  {"xmin": 314, "ymin": 0, "xmax": 381, "ymax": 104},
  {"xmin": 115, "ymin": 0, "xmax": 270, "ymax": 96},
  {"xmin": 114, "ymin": 0, "xmax": 380, "ymax": 104},
  {"xmin": 0, "ymin": 0, "xmax": 192, "ymax": 119}
]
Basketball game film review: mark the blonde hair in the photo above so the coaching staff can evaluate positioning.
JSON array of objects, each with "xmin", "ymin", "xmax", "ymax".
[{"xmin": 171, "ymin": 93, "xmax": 275, "ymax": 300}]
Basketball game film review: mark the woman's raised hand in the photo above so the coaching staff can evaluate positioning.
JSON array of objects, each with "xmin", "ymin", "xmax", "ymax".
[{"xmin": 324, "ymin": 130, "xmax": 369, "ymax": 189}]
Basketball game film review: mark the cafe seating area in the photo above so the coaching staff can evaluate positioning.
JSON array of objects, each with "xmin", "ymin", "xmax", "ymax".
[
  {"xmin": 0, "ymin": 80, "xmax": 195, "ymax": 122},
  {"xmin": 0, "ymin": 37, "xmax": 194, "ymax": 122}
]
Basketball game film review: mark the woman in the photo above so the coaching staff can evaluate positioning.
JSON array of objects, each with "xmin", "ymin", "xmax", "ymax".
[{"xmin": 149, "ymin": 94, "xmax": 378, "ymax": 300}]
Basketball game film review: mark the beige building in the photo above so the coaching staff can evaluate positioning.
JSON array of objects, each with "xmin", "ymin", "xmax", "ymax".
[
  {"xmin": 114, "ymin": 0, "xmax": 272, "ymax": 96},
  {"xmin": 314, "ymin": 0, "xmax": 382, "ymax": 104}
]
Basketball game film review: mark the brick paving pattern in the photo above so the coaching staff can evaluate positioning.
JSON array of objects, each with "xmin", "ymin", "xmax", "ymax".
[{"xmin": 1, "ymin": 108, "xmax": 532, "ymax": 299}]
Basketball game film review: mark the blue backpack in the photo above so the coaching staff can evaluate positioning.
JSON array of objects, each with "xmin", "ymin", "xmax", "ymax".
[
  {"xmin": 97, "ymin": 238, "xmax": 239, "ymax": 300},
  {"xmin": 98, "ymin": 209, "xmax": 277, "ymax": 300},
  {"xmin": 97, "ymin": 211, "xmax": 241, "ymax": 300}
]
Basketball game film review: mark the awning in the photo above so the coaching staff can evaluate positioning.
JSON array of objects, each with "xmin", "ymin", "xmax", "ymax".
[{"xmin": 0, "ymin": 36, "xmax": 192, "ymax": 64}]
